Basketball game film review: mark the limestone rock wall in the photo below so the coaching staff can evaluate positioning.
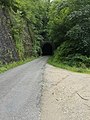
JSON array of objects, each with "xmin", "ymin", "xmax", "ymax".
[
  {"xmin": 0, "ymin": 7, "xmax": 19, "ymax": 64},
  {"xmin": 0, "ymin": 6, "xmax": 33, "ymax": 64}
]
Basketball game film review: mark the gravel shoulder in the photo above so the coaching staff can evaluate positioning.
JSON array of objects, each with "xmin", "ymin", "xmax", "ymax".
[{"xmin": 41, "ymin": 64, "xmax": 90, "ymax": 120}]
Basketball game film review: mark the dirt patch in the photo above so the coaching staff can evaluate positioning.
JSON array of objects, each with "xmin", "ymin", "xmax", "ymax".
[{"xmin": 41, "ymin": 64, "xmax": 90, "ymax": 120}]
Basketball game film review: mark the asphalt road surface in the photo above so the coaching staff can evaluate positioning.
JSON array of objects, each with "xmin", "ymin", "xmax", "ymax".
[{"xmin": 0, "ymin": 57, "xmax": 48, "ymax": 120}]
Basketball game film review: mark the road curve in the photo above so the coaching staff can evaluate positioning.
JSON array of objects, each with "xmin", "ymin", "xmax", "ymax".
[{"xmin": 0, "ymin": 57, "xmax": 48, "ymax": 120}]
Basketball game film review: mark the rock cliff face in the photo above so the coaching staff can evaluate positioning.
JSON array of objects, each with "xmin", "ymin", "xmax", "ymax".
[
  {"xmin": 0, "ymin": 6, "xmax": 33, "ymax": 64},
  {"xmin": 0, "ymin": 7, "xmax": 19, "ymax": 64}
]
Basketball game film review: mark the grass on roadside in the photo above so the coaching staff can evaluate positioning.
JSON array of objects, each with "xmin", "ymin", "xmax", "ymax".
[
  {"xmin": 48, "ymin": 57, "xmax": 90, "ymax": 74},
  {"xmin": 0, "ymin": 57, "xmax": 36, "ymax": 74}
]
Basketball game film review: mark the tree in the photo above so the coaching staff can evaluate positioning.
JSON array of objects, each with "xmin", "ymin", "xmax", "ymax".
[{"xmin": 48, "ymin": 0, "xmax": 90, "ymax": 56}]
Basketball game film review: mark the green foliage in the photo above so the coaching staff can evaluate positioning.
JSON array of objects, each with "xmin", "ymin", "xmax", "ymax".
[
  {"xmin": 0, "ymin": 0, "xmax": 13, "ymax": 7},
  {"xmin": 13, "ymin": 0, "xmax": 50, "ymax": 56},
  {"xmin": 1, "ymin": 0, "xmax": 90, "ymax": 72},
  {"xmin": 66, "ymin": 54, "xmax": 90, "ymax": 68},
  {"xmin": 0, "ymin": 0, "xmax": 50, "ymax": 60},
  {"xmin": 0, "ymin": 57, "xmax": 36, "ymax": 73},
  {"xmin": 48, "ymin": 0, "xmax": 90, "ymax": 53},
  {"xmin": 48, "ymin": 57, "xmax": 90, "ymax": 74},
  {"xmin": 51, "ymin": 39, "xmax": 90, "ymax": 69},
  {"xmin": 48, "ymin": 0, "xmax": 90, "ymax": 70},
  {"xmin": 48, "ymin": 0, "xmax": 70, "ymax": 46},
  {"xmin": 10, "ymin": 10, "xmax": 24, "ymax": 59}
]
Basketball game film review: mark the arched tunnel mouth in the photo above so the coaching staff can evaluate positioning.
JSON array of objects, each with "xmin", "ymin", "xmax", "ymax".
[{"xmin": 42, "ymin": 42, "xmax": 53, "ymax": 56}]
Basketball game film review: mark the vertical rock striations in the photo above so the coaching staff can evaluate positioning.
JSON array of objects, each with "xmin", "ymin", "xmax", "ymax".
[
  {"xmin": 0, "ymin": 6, "xmax": 19, "ymax": 64},
  {"xmin": 0, "ymin": 5, "xmax": 33, "ymax": 64}
]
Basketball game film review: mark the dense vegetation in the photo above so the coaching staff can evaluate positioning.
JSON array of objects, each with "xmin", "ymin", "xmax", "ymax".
[
  {"xmin": 48, "ymin": 0, "xmax": 90, "ymax": 70},
  {"xmin": 0, "ymin": 0, "xmax": 90, "ymax": 72},
  {"xmin": 0, "ymin": 0, "xmax": 50, "ymax": 72},
  {"xmin": 0, "ymin": 0, "xmax": 49, "ymax": 60}
]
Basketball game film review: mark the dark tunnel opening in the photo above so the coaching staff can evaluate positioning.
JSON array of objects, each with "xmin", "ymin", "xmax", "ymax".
[{"xmin": 42, "ymin": 43, "xmax": 53, "ymax": 56}]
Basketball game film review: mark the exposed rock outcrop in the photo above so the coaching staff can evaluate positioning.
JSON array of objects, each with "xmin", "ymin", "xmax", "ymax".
[
  {"xmin": 0, "ymin": 6, "xmax": 19, "ymax": 64},
  {"xmin": 0, "ymin": 6, "xmax": 33, "ymax": 64}
]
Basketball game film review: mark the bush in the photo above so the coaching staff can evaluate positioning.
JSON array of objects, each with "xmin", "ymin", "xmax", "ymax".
[
  {"xmin": 66, "ymin": 54, "xmax": 90, "ymax": 68},
  {"xmin": 52, "ymin": 42, "xmax": 90, "ymax": 68}
]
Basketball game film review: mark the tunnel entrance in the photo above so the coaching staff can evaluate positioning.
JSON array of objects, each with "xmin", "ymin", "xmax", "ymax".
[{"xmin": 42, "ymin": 42, "xmax": 53, "ymax": 56}]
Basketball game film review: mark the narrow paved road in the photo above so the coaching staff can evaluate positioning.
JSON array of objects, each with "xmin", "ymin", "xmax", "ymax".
[{"xmin": 0, "ymin": 57, "xmax": 48, "ymax": 120}]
